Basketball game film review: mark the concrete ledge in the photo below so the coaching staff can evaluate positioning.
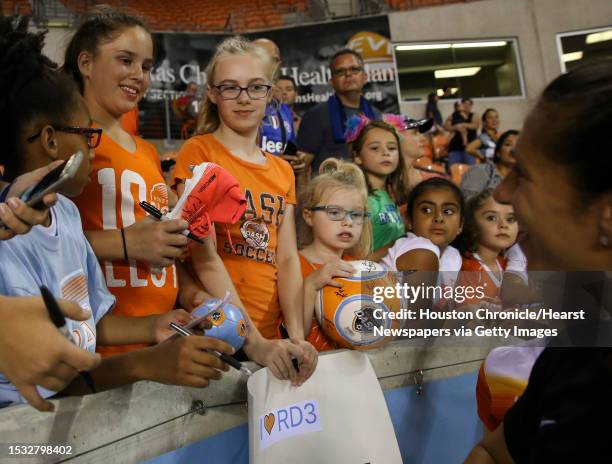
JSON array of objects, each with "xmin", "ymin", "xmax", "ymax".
[{"xmin": 0, "ymin": 339, "xmax": 493, "ymax": 463}]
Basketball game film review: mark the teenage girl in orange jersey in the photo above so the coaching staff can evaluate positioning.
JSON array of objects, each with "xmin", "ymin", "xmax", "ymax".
[
  {"xmin": 174, "ymin": 37, "xmax": 317, "ymax": 384},
  {"xmin": 63, "ymin": 7, "xmax": 234, "ymax": 356}
]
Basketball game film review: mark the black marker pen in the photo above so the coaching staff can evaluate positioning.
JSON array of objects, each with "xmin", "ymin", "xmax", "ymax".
[
  {"xmin": 39, "ymin": 286, "xmax": 96, "ymax": 393},
  {"xmin": 139, "ymin": 201, "xmax": 204, "ymax": 244},
  {"xmin": 168, "ymin": 322, "xmax": 253, "ymax": 377}
]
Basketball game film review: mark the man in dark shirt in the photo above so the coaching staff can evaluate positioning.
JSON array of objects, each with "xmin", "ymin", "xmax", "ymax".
[
  {"xmin": 297, "ymin": 49, "xmax": 381, "ymax": 175},
  {"xmin": 252, "ymin": 39, "xmax": 296, "ymax": 155},
  {"xmin": 253, "ymin": 38, "xmax": 307, "ymax": 187},
  {"xmin": 278, "ymin": 75, "xmax": 301, "ymax": 132}
]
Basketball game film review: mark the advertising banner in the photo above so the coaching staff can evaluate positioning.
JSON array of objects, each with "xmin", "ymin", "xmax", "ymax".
[{"xmin": 140, "ymin": 15, "xmax": 397, "ymax": 139}]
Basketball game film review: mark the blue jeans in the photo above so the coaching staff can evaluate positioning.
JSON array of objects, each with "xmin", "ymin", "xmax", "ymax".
[{"xmin": 447, "ymin": 150, "xmax": 477, "ymax": 172}]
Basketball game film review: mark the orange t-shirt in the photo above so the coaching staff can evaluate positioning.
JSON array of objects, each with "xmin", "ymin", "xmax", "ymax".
[
  {"xmin": 174, "ymin": 134, "xmax": 296, "ymax": 339},
  {"xmin": 457, "ymin": 253, "xmax": 507, "ymax": 306},
  {"xmin": 120, "ymin": 106, "xmax": 138, "ymax": 136},
  {"xmin": 72, "ymin": 133, "xmax": 178, "ymax": 356},
  {"xmin": 298, "ymin": 253, "xmax": 339, "ymax": 352}
]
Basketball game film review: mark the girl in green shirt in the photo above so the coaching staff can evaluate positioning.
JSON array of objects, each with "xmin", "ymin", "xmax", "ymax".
[{"xmin": 347, "ymin": 117, "xmax": 409, "ymax": 258}]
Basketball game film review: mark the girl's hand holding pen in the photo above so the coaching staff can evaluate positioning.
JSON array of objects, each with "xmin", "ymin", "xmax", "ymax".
[
  {"xmin": 123, "ymin": 215, "xmax": 189, "ymax": 268},
  {"xmin": 153, "ymin": 309, "xmax": 211, "ymax": 342},
  {"xmin": 291, "ymin": 339, "xmax": 318, "ymax": 386},
  {"xmin": 142, "ymin": 334, "xmax": 235, "ymax": 388},
  {"xmin": 139, "ymin": 201, "xmax": 204, "ymax": 245},
  {"xmin": 168, "ymin": 322, "xmax": 253, "ymax": 376},
  {"xmin": 243, "ymin": 336, "xmax": 312, "ymax": 386}
]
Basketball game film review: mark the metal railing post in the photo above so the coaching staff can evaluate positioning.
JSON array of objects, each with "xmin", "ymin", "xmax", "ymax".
[{"xmin": 164, "ymin": 94, "xmax": 176, "ymax": 148}]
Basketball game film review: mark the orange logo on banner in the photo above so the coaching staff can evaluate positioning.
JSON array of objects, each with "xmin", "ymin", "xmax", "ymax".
[
  {"xmin": 347, "ymin": 31, "xmax": 392, "ymax": 64},
  {"xmin": 264, "ymin": 413, "xmax": 275, "ymax": 435}
]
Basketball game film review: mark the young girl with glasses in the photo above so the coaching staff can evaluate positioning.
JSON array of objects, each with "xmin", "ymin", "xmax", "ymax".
[
  {"xmin": 173, "ymin": 36, "xmax": 317, "ymax": 384},
  {"xmin": 299, "ymin": 158, "xmax": 372, "ymax": 351}
]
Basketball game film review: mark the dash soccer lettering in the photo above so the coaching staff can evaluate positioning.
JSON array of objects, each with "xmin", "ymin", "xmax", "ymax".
[
  {"xmin": 242, "ymin": 189, "xmax": 285, "ymax": 226},
  {"xmin": 223, "ymin": 241, "xmax": 276, "ymax": 264},
  {"xmin": 225, "ymin": 188, "xmax": 288, "ymax": 262}
]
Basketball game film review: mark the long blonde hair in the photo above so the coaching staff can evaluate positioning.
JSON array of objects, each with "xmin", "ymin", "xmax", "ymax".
[
  {"xmin": 197, "ymin": 36, "xmax": 273, "ymax": 135},
  {"xmin": 299, "ymin": 158, "xmax": 372, "ymax": 258}
]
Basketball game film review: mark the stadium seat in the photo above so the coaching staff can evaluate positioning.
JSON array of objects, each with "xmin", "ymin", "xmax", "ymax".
[
  {"xmin": 431, "ymin": 133, "xmax": 450, "ymax": 161},
  {"xmin": 54, "ymin": 0, "xmax": 471, "ymax": 30},
  {"xmin": 49, "ymin": 0, "xmax": 306, "ymax": 32},
  {"xmin": 413, "ymin": 156, "xmax": 447, "ymax": 175},
  {"xmin": 450, "ymin": 163, "xmax": 470, "ymax": 186},
  {"xmin": 421, "ymin": 141, "xmax": 434, "ymax": 160},
  {"xmin": 181, "ymin": 120, "xmax": 196, "ymax": 140}
]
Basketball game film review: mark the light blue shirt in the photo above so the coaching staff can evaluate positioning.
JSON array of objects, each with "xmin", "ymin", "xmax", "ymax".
[{"xmin": 0, "ymin": 195, "xmax": 115, "ymax": 406}]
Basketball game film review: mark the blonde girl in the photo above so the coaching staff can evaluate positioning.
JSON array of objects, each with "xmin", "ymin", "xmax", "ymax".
[
  {"xmin": 299, "ymin": 158, "xmax": 372, "ymax": 351},
  {"xmin": 173, "ymin": 37, "xmax": 316, "ymax": 384}
]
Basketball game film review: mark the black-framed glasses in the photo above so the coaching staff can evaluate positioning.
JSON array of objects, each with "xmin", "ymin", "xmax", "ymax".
[
  {"xmin": 26, "ymin": 126, "xmax": 103, "ymax": 149},
  {"xmin": 308, "ymin": 205, "xmax": 370, "ymax": 225},
  {"xmin": 331, "ymin": 66, "xmax": 363, "ymax": 77},
  {"xmin": 213, "ymin": 83, "xmax": 272, "ymax": 100}
]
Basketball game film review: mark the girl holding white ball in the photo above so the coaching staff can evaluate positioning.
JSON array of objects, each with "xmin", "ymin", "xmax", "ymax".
[{"xmin": 299, "ymin": 158, "xmax": 373, "ymax": 351}]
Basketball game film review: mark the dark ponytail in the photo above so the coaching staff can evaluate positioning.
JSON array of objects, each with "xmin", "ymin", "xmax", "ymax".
[
  {"xmin": 0, "ymin": 16, "xmax": 80, "ymax": 179},
  {"xmin": 63, "ymin": 5, "xmax": 149, "ymax": 94},
  {"xmin": 530, "ymin": 59, "xmax": 612, "ymax": 200}
]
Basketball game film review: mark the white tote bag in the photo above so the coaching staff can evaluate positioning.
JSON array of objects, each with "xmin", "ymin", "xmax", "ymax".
[{"xmin": 248, "ymin": 351, "xmax": 402, "ymax": 464}]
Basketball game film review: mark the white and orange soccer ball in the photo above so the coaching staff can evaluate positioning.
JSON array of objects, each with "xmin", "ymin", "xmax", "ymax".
[{"xmin": 314, "ymin": 260, "xmax": 401, "ymax": 350}]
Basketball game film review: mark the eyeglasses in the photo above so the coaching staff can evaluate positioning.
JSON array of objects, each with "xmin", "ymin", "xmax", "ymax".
[
  {"xmin": 308, "ymin": 205, "xmax": 370, "ymax": 225},
  {"xmin": 213, "ymin": 84, "xmax": 272, "ymax": 100},
  {"xmin": 27, "ymin": 126, "xmax": 103, "ymax": 149},
  {"xmin": 331, "ymin": 66, "xmax": 363, "ymax": 77}
]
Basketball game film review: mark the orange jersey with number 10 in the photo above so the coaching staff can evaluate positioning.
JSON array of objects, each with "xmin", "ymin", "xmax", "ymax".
[{"xmin": 72, "ymin": 133, "xmax": 178, "ymax": 356}]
